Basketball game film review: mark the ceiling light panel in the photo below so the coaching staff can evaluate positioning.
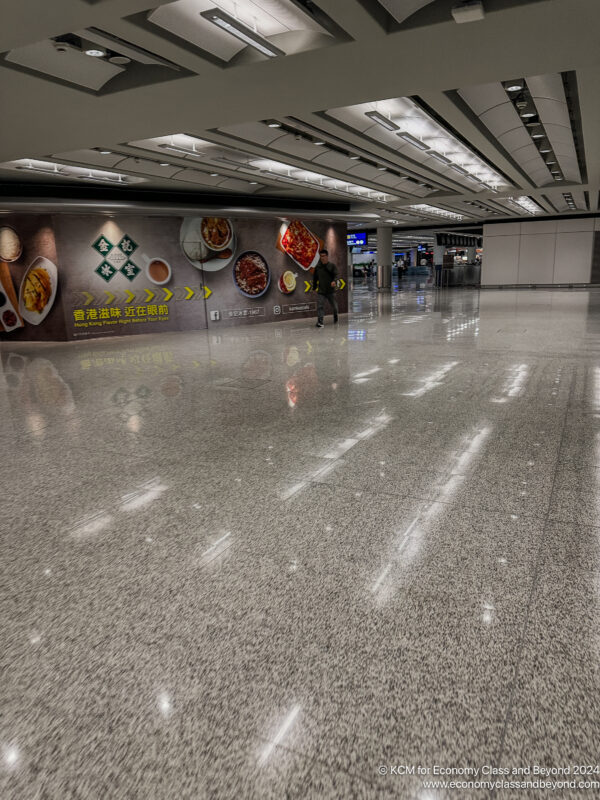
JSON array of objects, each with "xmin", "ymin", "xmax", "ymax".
[
  {"xmin": 408, "ymin": 204, "xmax": 464, "ymax": 220},
  {"xmin": 326, "ymin": 96, "xmax": 509, "ymax": 191},
  {"xmin": 5, "ymin": 39, "xmax": 125, "ymax": 91},
  {"xmin": 1, "ymin": 158, "xmax": 144, "ymax": 184},
  {"xmin": 458, "ymin": 76, "xmax": 577, "ymax": 187},
  {"xmin": 147, "ymin": 0, "xmax": 327, "ymax": 62},
  {"xmin": 128, "ymin": 134, "xmax": 399, "ymax": 202}
]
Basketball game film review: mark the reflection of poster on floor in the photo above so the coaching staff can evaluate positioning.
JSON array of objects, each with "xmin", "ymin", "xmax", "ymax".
[{"xmin": 0, "ymin": 213, "xmax": 348, "ymax": 341}]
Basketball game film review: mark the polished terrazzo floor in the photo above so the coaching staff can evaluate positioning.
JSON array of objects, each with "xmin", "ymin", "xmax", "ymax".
[{"xmin": 2, "ymin": 280, "xmax": 600, "ymax": 799}]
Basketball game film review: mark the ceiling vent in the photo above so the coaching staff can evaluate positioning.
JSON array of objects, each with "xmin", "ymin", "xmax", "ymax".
[{"xmin": 451, "ymin": 1, "xmax": 485, "ymax": 23}]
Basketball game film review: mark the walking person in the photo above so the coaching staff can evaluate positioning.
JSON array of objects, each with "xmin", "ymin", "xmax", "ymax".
[{"xmin": 313, "ymin": 248, "xmax": 338, "ymax": 328}]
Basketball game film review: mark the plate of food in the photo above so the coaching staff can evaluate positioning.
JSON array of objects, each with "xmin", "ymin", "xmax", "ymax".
[
  {"xmin": 180, "ymin": 217, "xmax": 235, "ymax": 272},
  {"xmin": 233, "ymin": 251, "xmax": 270, "ymax": 298},
  {"xmin": 277, "ymin": 220, "xmax": 323, "ymax": 271},
  {"xmin": 19, "ymin": 256, "xmax": 58, "ymax": 325}
]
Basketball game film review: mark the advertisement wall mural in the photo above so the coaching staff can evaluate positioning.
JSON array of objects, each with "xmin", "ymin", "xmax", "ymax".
[{"xmin": 0, "ymin": 214, "xmax": 347, "ymax": 342}]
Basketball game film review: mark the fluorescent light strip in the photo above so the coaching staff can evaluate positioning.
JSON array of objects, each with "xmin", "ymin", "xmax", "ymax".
[
  {"xmin": 396, "ymin": 131, "xmax": 430, "ymax": 151},
  {"xmin": 158, "ymin": 143, "xmax": 203, "ymax": 158},
  {"xmin": 365, "ymin": 110, "xmax": 399, "ymax": 131},
  {"xmin": 429, "ymin": 152, "xmax": 451, "ymax": 165},
  {"xmin": 200, "ymin": 9, "xmax": 285, "ymax": 58}
]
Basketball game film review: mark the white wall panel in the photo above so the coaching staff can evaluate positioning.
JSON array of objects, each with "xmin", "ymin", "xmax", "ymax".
[
  {"xmin": 553, "ymin": 231, "xmax": 593, "ymax": 282},
  {"xmin": 518, "ymin": 234, "xmax": 556, "ymax": 283},
  {"xmin": 481, "ymin": 234, "xmax": 520, "ymax": 284},
  {"xmin": 483, "ymin": 222, "xmax": 521, "ymax": 237},
  {"xmin": 557, "ymin": 218, "xmax": 594, "ymax": 233},
  {"xmin": 521, "ymin": 220, "xmax": 557, "ymax": 234}
]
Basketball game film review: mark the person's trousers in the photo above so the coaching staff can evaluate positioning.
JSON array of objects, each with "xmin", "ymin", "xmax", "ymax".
[{"xmin": 317, "ymin": 292, "xmax": 338, "ymax": 323}]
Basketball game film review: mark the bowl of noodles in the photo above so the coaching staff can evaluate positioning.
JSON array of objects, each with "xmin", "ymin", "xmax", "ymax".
[{"xmin": 233, "ymin": 251, "xmax": 270, "ymax": 298}]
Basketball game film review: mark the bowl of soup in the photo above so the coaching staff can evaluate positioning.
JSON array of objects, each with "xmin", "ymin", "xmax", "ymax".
[{"xmin": 146, "ymin": 258, "xmax": 172, "ymax": 286}]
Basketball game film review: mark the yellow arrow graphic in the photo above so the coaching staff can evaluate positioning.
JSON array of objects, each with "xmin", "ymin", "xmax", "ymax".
[
  {"xmin": 104, "ymin": 291, "xmax": 115, "ymax": 305},
  {"xmin": 304, "ymin": 280, "xmax": 312, "ymax": 293},
  {"xmin": 163, "ymin": 287, "xmax": 173, "ymax": 302},
  {"xmin": 145, "ymin": 288, "xmax": 155, "ymax": 303},
  {"xmin": 125, "ymin": 290, "xmax": 136, "ymax": 304},
  {"xmin": 338, "ymin": 278, "xmax": 346, "ymax": 290},
  {"xmin": 184, "ymin": 287, "xmax": 194, "ymax": 300},
  {"xmin": 82, "ymin": 291, "xmax": 95, "ymax": 307},
  {"xmin": 203, "ymin": 285, "xmax": 212, "ymax": 300}
]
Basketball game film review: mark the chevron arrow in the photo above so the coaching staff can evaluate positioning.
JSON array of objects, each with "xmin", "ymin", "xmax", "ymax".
[
  {"xmin": 304, "ymin": 280, "xmax": 311, "ymax": 293},
  {"xmin": 145, "ymin": 288, "xmax": 155, "ymax": 303},
  {"xmin": 184, "ymin": 287, "xmax": 194, "ymax": 300},
  {"xmin": 338, "ymin": 278, "xmax": 346, "ymax": 290},
  {"xmin": 104, "ymin": 291, "xmax": 116, "ymax": 305},
  {"xmin": 162, "ymin": 287, "xmax": 173, "ymax": 302},
  {"xmin": 203, "ymin": 285, "xmax": 212, "ymax": 299},
  {"xmin": 82, "ymin": 291, "xmax": 95, "ymax": 307},
  {"xmin": 125, "ymin": 290, "xmax": 136, "ymax": 304}
]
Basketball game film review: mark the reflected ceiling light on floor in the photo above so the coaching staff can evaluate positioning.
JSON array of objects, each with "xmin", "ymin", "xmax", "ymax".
[
  {"xmin": 200, "ymin": 9, "xmax": 285, "ymax": 58},
  {"xmin": 365, "ymin": 110, "xmax": 399, "ymax": 131},
  {"xmin": 396, "ymin": 131, "xmax": 430, "ymax": 151}
]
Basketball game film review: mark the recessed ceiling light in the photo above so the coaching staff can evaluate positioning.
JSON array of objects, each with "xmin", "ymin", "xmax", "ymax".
[
  {"xmin": 249, "ymin": 181, "xmax": 258, "ymax": 185},
  {"xmin": 314, "ymin": 140, "xmax": 326, "ymax": 146},
  {"xmin": 365, "ymin": 110, "xmax": 399, "ymax": 131},
  {"xmin": 397, "ymin": 131, "xmax": 430, "ymax": 151},
  {"xmin": 546, "ymin": 160, "xmax": 557, "ymax": 165},
  {"xmin": 266, "ymin": 120, "xmax": 281, "ymax": 128},
  {"xmin": 429, "ymin": 152, "xmax": 451, "ymax": 165},
  {"xmin": 506, "ymin": 84, "xmax": 523, "ymax": 91},
  {"xmin": 532, "ymin": 134, "xmax": 544, "ymax": 139},
  {"xmin": 85, "ymin": 49, "xmax": 106, "ymax": 58},
  {"xmin": 200, "ymin": 9, "xmax": 285, "ymax": 57},
  {"xmin": 377, "ymin": 166, "xmax": 387, "ymax": 171},
  {"xmin": 540, "ymin": 148, "xmax": 551, "ymax": 153},
  {"xmin": 99, "ymin": 150, "xmax": 112, "ymax": 154},
  {"xmin": 210, "ymin": 172, "xmax": 219, "ymax": 177},
  {"xmin": 521, "ymin": 112, "xmax": 536, "ymax": 118},
  {"xmin": 349, "ymin": 154, "xmax": 360, "ymax": 160},
  {"xmin": 159, "ymin": 162, "xmax": 170, "ymax": 167}
]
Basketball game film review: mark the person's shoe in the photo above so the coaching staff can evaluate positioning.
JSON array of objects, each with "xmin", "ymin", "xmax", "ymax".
[
  {"xmin": 316, "ymin": 321, "xmax": 324, "ymax": 328},
  {"xmin": 333, "ymin": 316, "xmax": 339, "ymax": 324}
]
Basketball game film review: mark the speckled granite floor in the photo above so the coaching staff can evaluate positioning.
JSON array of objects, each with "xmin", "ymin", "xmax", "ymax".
[{"xmin": 2, "ymin": 283, "xmax": 600, "ymax": 799}]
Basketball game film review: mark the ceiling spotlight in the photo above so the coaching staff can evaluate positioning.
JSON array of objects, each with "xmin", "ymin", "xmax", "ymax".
[
  {"xmin": 540, "ymin": 148, "xmax": 551, "ymax": 154},
  {"xmin": 159, "ymin": 162, "xmax": 170, "ymax": 166},
  {"xmin": 99, "ymin": 150, "xmax": 112, "ymax": 154},
  {"xmin": 200, "ymin": 9, "xmax": 285, "ymax": 57},
  {"xmin": 377, "ymin": 166, "xmax": 387, "ymax": 171},
  {"xmin": 506, "ymin": 83, "xmax": 523, "ymax": 91},
  {"xmin": 265, "ymin": 120, "xmax": 281, "ymax": 128},
  {"xmin": 85, "ymin": 48, "xmax": 106, "ymax": 57},
  {"xmin": 313, "ymin": 140, "xmax": 326, "ymax": 146},
  {"xmin": 545, "ymin": 160, "xmax": 557, "ymax": 165},
  {"xmin": 365, "ymin": 110, "xmax": 399, "ymax": 132},
  {"xmin": 531, "ymin": 133, "xmax": 544, "ymax": 139},
  {"xmin": 249, "ymin": 181, "xmax": 258, "ymax": 185},
  {"xmin": 521, "ymin": 112, "xmax": 536, "ymax": 118},
  {"xmin": 210, "ymin": 172, "xmax": 219, "ymax": 177},
  {"xmin": 349, "ymin": 154, "xmax": 360, "ymax": 160},
  {"xmin": 397, "ymin": 131, "xmax": 430, "ymax": 151}
]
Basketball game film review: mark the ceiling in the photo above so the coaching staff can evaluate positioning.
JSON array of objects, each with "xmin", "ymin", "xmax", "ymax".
[{"xmin": 0, "ymin": 0, "xmax": 597, "ymax": 228}]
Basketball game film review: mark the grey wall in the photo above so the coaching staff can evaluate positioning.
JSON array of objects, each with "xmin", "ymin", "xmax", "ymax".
[{"xmin": 482, "ymin": 218, "xmax": 596, "ymax": 286}]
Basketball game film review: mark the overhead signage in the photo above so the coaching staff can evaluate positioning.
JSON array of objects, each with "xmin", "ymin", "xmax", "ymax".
[{"xmin": 347, "ymin": 232, "xmax": 367, "ymax": 246}]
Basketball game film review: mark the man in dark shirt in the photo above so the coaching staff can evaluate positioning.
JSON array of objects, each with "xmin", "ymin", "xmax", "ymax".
[{"xmin": 312, "ymin": 248, "xmax": 338, "ymax": 328}]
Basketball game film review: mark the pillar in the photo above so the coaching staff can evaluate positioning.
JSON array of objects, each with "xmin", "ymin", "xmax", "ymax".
[{"xmin": 376, "ymin": 226, "xmax": 392, "ymax": 291}]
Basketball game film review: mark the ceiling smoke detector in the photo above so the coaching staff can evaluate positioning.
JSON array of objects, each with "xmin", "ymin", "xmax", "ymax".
[{"xmin": 451, "ymin": 1, "xmax": 485, "ymax": 23}]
